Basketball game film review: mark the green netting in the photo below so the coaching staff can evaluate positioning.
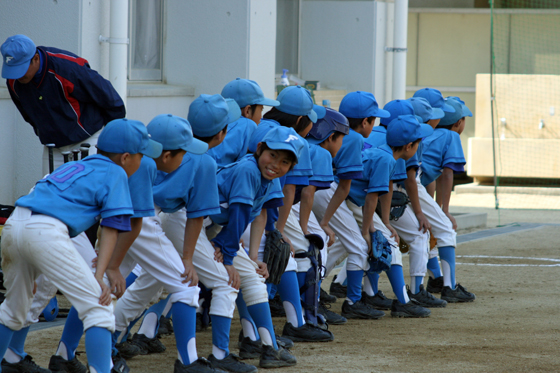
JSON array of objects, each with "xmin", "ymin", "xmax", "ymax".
[{"xmin": 489, "ymin": 0, "xmax": 560, "ymax": 211}]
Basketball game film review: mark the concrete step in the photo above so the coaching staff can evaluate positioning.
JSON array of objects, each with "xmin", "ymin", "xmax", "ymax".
[
  {"xmin": 453, "ymin": 212, "xmax": 487, "ymax": 230},
  {"xmin": 455, "ymin": 183, "xmax": 560, "ymax": 196}
]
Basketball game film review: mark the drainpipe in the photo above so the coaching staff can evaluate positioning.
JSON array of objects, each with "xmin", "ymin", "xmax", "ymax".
[
  {"xmin": 391, "ymin": 0, "xmax": 408, "ymax": 100},
  {"xmin": 99, "ymin": 0, "xmax": 129, "ymax": 107}
]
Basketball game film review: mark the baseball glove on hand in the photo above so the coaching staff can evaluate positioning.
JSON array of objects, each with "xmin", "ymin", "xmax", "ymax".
[
  {"xmin": 368, "ymin": 231, "xmax": 392, "ymax": 273},
  {"xmin": 263, "ymin": 229, "xmax": 291, "ymax": 285}
]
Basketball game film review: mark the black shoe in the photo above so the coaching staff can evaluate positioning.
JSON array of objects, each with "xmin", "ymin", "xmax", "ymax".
[
  {"xmin": 390, "ymin": 299, "xmax": 431, "ymax": 318},
  {"xmin": 318, "ymin": 302, "xmax": 348, "ymax": 325},
  {"xmin": 208, "ymin": 354, "xmax": 257, "ymax": 373},
  {"xmin": 111, "ymin": 353, "xmax": 130, "ymax": 373},
  {"xmin": 276, "ymin": 335, "xmax": 294, "ymax": 349},
  {"xmin": 361, "ymin": 290, "xmax": 392, "ymax": 310},
  {"xmin": 341, "ymin": 300, "xmax": 385, "ymax": 320},
  {"xmin": 441, "ymin": 283, "xmax": 476, "ymax": 303},
  {"xmin": 2, "ymin": 356, "xmax": 51, "ymax": 373},
  {"xmin": 157, "ymin": 315, "xmax": 173, "ymax": 337},
  {"xmin": 238, "ymin": 332, "xmax": 262, "ymax": 360},
  {"xmin": 268, "ymin": 294, "xmax": 285, "ymax": 317},
  {"xmin": 407, "ymin": 285, "xmax": 447, "ymax": 308},
  {"xmin": 259, "ymin": 345, "xmax": 296, "ymax": 369},
  {"xmin": 115, "ymin": 339, "xmax": 142, "ymax": 359},
  {"xmin": 48, "ymin": 355, "xmax": 87, "ymax": 373},
  {"xmin": 282, "ymin": 322, "xmax": 334, "ymax": 342},
  {"xmin": 329, "ymin": 276, "xmax": 347, "ymax": 298},
  {"xmin": 426, "ymin": 276, "xmax": 444, "ymax": 293},
  {"xmin": 174, "ymin": 357, "xmax": 225, "ymax": 373},
  {"xmin": 130, "ymin": 333, "xmax": 166, "ymax": 354},
  {"xmin": 319, "ymin": 288, "xmax": 337, "ymax": 303}
]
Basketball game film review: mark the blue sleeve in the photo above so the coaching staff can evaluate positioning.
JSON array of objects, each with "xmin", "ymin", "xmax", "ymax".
[
  {"xmin": 337, "ymin": 171, "xmax": 363, "ymax": 180},
  {"xmin": 185, "ymin": 156, "xmax": 222, "ymax": 218},
  {"xmin": 227, "ymin": 165, "xmax": 261, "ymax": 206},
  {"xmin": 309, "ymin": 145, "xmax": 334, "ymax": 184},
  {"xmin": 287, "ymin": 140, "xmax": 313, "ymax": 178},
  {"xmin": 266, "ymin": 208, "xmax": 278, "ymax": 231},
  {"xmin": 443, "ymin": 162, "xmax": 465, "ymax": 173},
  {"xmin": 392, "ymin": 159, "xmax": 408, "ymax": 181},
  {"xmin": 263, "ymin": 198, "xmax": 283, "ymax": 209},
  {"xmin": 265, "ymin": 178, "xmax": 285, "ymax": 203},
  {"xmin": 100, "ymin": 215, "xmax": 131, "ymax": 232},
  {"xmin": 365, "ymin": 157, "xmax": 390, "ymax": 195},
  {"xmin": 443, "ymin": 132, "xmax": 466, "ymax": 165},
  {"xmin": 285, "ymin": 175, "xmax": 309, "ymax": 186},
  {"xmin": 332, "ymin": 131, "xmax": 364, "ymax": 176},
  {"xmin": 99, "ymin": 167, "xmax": 134, "ymax": 219},
  {"xmin": 128, "ymin": 157, "xmax": 156, "ymax": 218},
  {"xmin": 405, "ymin": 152, "xmax": 420, "ymax": 171},
  {"xmin": 211, "ymin": 203, "xmax": 252, "ymax": 265}
]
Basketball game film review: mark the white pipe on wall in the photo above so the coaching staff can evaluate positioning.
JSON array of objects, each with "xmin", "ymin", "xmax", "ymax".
[
  {"xmin": 109, "ymin": 0, "xmax": 128, "ymax": 107},
  {"xmin": 392, "ymin": 0, "xmax": 408, "ymax": 100}
]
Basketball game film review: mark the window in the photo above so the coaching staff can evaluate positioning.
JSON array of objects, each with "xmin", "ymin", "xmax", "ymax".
[{"xmin": 129, "ymin": 0, "xmax": 163, "ymax": 81}]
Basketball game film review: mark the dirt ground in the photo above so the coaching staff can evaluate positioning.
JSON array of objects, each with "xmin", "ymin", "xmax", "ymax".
[{"xmin": 23, "ymin": 222, "xmax": 560, "ymax": 373}]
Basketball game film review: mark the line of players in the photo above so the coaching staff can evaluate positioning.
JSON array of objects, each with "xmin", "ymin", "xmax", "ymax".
[{"xmin": 0, "ymin": 78, "xmax": 475, "ymax": 373}]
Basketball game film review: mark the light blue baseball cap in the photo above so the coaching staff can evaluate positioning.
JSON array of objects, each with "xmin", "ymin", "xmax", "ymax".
[
  {"xmin": 408, "ymin": 97, "xmax": 444, "ymax": 123},
  {"xmin": 446, "ymin": 96, "xmax": 472, "ymax": 117},
  {"xmin": 260, "ymin": 126, "xmax": 304, "ymax": 163},
  {"xmin": 380, "ymin": 99, "xmax": 415, "ymax": 126},
  {"xmin": 386, "ymin": 115, "xmax": 434, "ymax": 147},
  {"xmin": 188, "ymin": 94, "xmax": 241, "ymax": 137},
  {"xmin": 1, "ymin": 35, "xmax": 36, "ymax": 79},
  {"xmin": 97, "ymin": 118, "xmax": 162, "ymax": 158},
  {"xmin": 413, "ymin": 88, "xmax": 455, "ymax": 114},
  {"xmin": 439, "ymin": 98, "xmax": 465, "ymax": 126},
  {"xmin": 276, "ymin": 85, "xmax": 326, "ymax": 123},
  {"xmin": 221, "ymin": 78, "xmax": 280, "ymax": 108},
  {"xmin": 339, "ymin": 91, "xmax": 390, "ymax": 119},
  {"xmin": 147, "ymin": 114, "xmax": 208, "ymax": 154}
]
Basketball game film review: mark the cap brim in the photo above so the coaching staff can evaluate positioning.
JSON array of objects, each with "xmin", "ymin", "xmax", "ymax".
[
  {"xmin": 307, "ymin": 108, "xmax": 318, "ymax": 123},
  {"xmin": 373, "ymin": 108, "xmax": 391, "ymax": 119},
  {"xmin": 417, "ymin": 123, "xmax": 434, "ymax": 139},
  {"xmin": 461, "ymin": 105, "xmax": 473, "ymax": 117},
  {"xmin": 255, "ymin": 97, "xmax": 280, "ymax": 107},
  {"xmin": 305, "ymin": 136, "xmax": 323, "ymax": 145},
  {"xmin": 265, "ymin": 141, "xmax": 299, "ymax": 162},
  {"xmin": 313, "ymin": 105, "xmax": 327, "ymax": 120},
  {"xmin": 141, "ymin": 139, "xmax": 163, "ymax": 158},
  {"xmin": 184, "ymin": 138, "xmax": 208, "ymax": 155},
  {"xmin": 2, "ymin": 61, "xmax": 30, "ymax": 79},
  {"xmin": 429, "ymin": 108, "xmax": 445, "ymax": 120},
  {"xmin": 442, "ymin": 103, "xmax": 455, "ymax": 113},
  {"xmin": 415, "ymin": 115, "xmax": 424, "ymax": 123}
]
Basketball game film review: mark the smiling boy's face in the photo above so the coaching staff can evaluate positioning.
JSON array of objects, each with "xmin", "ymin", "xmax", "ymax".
[{"xmin": 256, "ymin": 145, "xmax": 294, "ymax": 180}]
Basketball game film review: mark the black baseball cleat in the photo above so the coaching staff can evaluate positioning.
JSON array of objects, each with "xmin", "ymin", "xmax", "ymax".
[
  {"xmin": 318, "ymin": 302, "xmax": 348, "ymax": 325},
  {"xmin": 174, "ymin": 357, "xmax": 226, "ymax": 373},
  {"xmin": 276, "ymin": 335, "xmax": 294, "ymax": 349},
  {"xmin": 361, "ymin": 290, "xmax": 393, "ymax": 310},
  {"xmin": 111, "ymin": 353, "xmax": 130, "ymax": 373},
  {"xmin": 426, "ymin": 276, "xmax": 444, "ymax": 293},
  {"xmin": 407, "ymin": 285, "xmax": 447, "ymax": 308},
  {"xmin": 157, "ymin": 315, "xmax": 174, "ymax": 336},
  {"xmin": 390, "ymin": 299, "xmax": 431, "ymax": 318},
  {"xmin": 130, "ymin": 333, "xmax": 166, "ymax": 354},
  {"xmin": 329, "ymin": 276, "xmax": 347, "ymax": 298},
  {"xmin": 341, "ymin": 300, "xmax": 385, "ymax": 320},
  {"xmin": 208, "ymin": 353, "xmax": 258, "ymax": 373},
  {"xmin": 48, "ymin": 355, "xmax": 87, "ymax": 373},
  {"xmin": 281, "ymin": 322, "xmax": 334, "ymax": 342},
  {"xmin": 115, "ymin": 339, "xmax": 142, "ymax": 359},
  {"xmin": 268, "ymin": 294, "xmax": 286, "ymax": 317},
  {"xmin": 441, "ymin": 283, "xmax": 476, "ymax": 303},
  {"xmin": 320, "ymin": 288, "xmax": 337, "ymax": 303},
  {"xmin": 238, "ymin": 333, "xmax": 262, "ymax": 360},
  {"xmin": 2, "ymin": 355, "xmax": 51, "ymax": 373},
  {"xmin": 259, "ymin": 345, "xmax": 297, "ymax": 369}
]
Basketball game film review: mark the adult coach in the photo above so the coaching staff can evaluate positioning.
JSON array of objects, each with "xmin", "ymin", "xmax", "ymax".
[{"xmin": 1, "ymin": 34, "xmax": 126, "ymax": 175}]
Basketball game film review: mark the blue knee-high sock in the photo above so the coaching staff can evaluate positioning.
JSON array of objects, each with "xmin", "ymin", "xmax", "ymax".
[
  {"xmin": 386, "ymin": 265, "xmax": 408, "ymax": 304},
  {"xmin": 236, "ymin": 290, "xmax": 259, "ymax": 341},
  {"xmin": 365, "ymin": 271, "xmax": 379, "ymax": 295},
  {"xmin": 278, "ymin": 271, "xmax": 305, "ymax": 327},
  {"xmin": 172, "ymin": 302, "xmax": 197, "ymax": 365},
  {"xmin": 138, "ymin": 296, "xmax": 170, "ymax": 336},
  {"xmin": 85, "ymin": 327, "xmax": 111, "ymax": 373},
  {"xmin": 59, "ymin": 307, "xmax": 84, "ymax": 360},
  {"xmin": 346, "ymin": 270, "xmax": 363, "ymax": 303},
  {"xmin": 211, "ymin": 315, "xmax": 231, "ymax": 356},
  {"xmin": 0, "ymin": 324, "xmax": 15, "ymax": 364},
  {"xmin": 412, "ymin": 276, "xmax": 424, "ymax": 294},
  {"xmin": 427, "ymin": 257, "xmax": 442, "ymax": 279},
  {"xmin": 268, "ymin": 284, "xmax": 277, "ymax": 299},
  {"xmin": 296, "ymin": 272, "xmax": 306, "ymax": 291},
  {"xmin": 7, "ymin": 326, "xmax": 29, "ymax": 358},
  {"xmin": 439, "ymin": 246, "xmax": 456, "ymax": 289},
  {"xmin": 247, "ymin": 303, "xmax": 278, "ymax": 349},
  {"xmin": 125, "ymin": 272, "xmax": 138, "ymax": 288}
]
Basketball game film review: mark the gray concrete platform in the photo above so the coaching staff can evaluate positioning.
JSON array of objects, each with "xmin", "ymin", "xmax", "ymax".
[
  {"xmin": 453, "ymin": 212, "xmax": 487, "ymax": 230},
  {"xmin": 455, "ymin": 183, "xmax": 560, "ymax": 196}
]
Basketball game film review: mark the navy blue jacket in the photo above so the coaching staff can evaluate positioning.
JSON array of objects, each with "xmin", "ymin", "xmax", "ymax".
[{"xmin": 6, "ymin": 47, "xmax": 125, "ymax": 147}]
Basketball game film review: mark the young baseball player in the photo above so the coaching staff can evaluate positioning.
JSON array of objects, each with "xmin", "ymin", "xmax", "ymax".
[
  {"xmin": 417, "ymin": 96, "xmax": 476, "ymax": 303},
  {"xmin": 0, "ymin": 118, "xmax": 161, "ymax": 373}
]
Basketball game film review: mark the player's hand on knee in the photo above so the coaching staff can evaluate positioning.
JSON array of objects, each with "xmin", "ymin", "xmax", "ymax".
[
  {"xmin": 445, "ymin": 212, "xmax": 457, "ymax": 231},
  {"xmin": 320, "ymin": 222, "xmax": 336, "ymax": 247},
  {"xmin": 181, "ymin": 259, "xmax": 199, "ymax": 287},
  {"xmin": 225, "ymin": 264, "xmax": 240, "ymax": 290},
  {"xmin": 415, "ymin": 212, "xmax": 431, "ymax": 233},
  {"xmin": 106, "ymin": 268, "xmax": 126, "ymax": 298},
  {"xmin": 95, "ymin": 276, "xmax": 112, "ymax": 306},
  {"xmin": 255, "ymin": 260, "xmax": 269, "ymax": 279},
  {"xmin": 385, "ymin": 223, "xmax": 400, "ymax": 245},
  {"xmin": 91, "ymin": 257, "xmax": 98, "ymax": 268}
]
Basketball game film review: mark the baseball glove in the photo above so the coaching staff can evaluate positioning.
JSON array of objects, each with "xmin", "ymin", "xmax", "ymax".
[
  {"xmin": 399, "ymin": 236, "xmax": 410, "ymax": 254},
  {"xmin": 263, "ymin": 229, "xmax": 291, "ymax": 285},
  {"xmin": 429, "ymin": 228, "xmax": 437, "ymax": 250},
  {"xmin": 368, "ymin": 231, "xmax": 392, "ymax": 273}
]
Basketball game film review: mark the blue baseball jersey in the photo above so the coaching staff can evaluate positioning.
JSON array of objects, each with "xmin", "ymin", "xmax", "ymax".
[
  {"xmin": 16, "ymin": 154, "xmax": 133, "ymax": 237},
  {"xmin": 207, "ymin": 117, "xmax": 257, "ymax": 167},
  {"xmin": 347, "ymin": 144, "xmax": 396, "ymax": 207},
  {"xmin": 332, "ymin": 129, "xmax": 364, "ymax": 179},
  {"xmin": 420, "ymin": 129, "xmax": 466, "ymax": 186},
  {"xmin": 129, "ymin": 156, "xmax": 158, "ymax": 218},
  {"xmin": 364, "ymin": 125, "xmax": 407, "ymax": 181},
  {"xmin": 308, "ymin": 144, "xmax": 334, "ymax": 188},
  {"xmin": 153, "ymin": 153, "xmax": 221, "ymax": 218}
]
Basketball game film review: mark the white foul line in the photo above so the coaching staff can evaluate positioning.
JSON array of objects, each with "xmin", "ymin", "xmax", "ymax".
[{"xmin": 456, "ymin": 255, "xmax": 560, "ymax": 267}]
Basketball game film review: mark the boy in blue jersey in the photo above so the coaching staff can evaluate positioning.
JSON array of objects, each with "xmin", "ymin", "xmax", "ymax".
[
  {"xmin": 208, "ymin": 126, "xmax": 301, "ymax": 369},
  {"xmin": 0, "ymin": 119, "xmax": 161, "ymax": 373},
  {"xmin": 312, "ymin": 91, "xmax": 391, "ymax": 320},
  {"xmin": 418, "ymin": 97, "xmax": 476, "ymax": 303}
]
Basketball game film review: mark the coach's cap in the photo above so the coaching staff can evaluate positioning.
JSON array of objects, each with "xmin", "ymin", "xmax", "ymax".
[
  {"xmin": 147, "ymin": 114, "xmax": 208, "ymax": 154},
  {"xmin": 188, "ymin": 94, "xmax": 240, "ymax": 138},
  {"xmin": 98, "ymin": 118, "xmax": 162, "ymax": 158},
  {"xmin": 386, "ymin": 115, "xmax": 433, "ymax": 147},
  {"xmin": 222, "ymin": 78, "xmax": 279, "ymax": 108},
  {"xmin": 379, "ymin": 99, "xmax": 415, "ymax": 126},
  {"xmin": 1, "ymin": 35, "xmax": 36, "ymax": 79},
  {"xmin": 413, "ymin": 88, "xmax": 455, "ymax": 116},
  {"xmin": 446, "ymin": 96, "xmax": 472, "ymax": 117},
  {"xmin": 438, "ymin": 98, "xmax": 465, "ymax": 127},
  {"xmin": 408, "ymin": 97, "xmax": 444, "ymax": 123},
  {"xmin": 276, "ymin": 85, "xmax": 325, "ymax": 123},
  {"xmin": 260, "ymin": 126, "xmax": 303, "ymax": 163},
  {"xmin": 339, "ymin": 91, "xmax": 390, "ymax": 120}
]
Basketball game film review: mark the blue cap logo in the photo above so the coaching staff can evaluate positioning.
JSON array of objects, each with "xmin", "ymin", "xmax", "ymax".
[
  {"xmin": 1, "ymin": 35, "xmax": 36, "ymax": 79},
  {"xmin": 97, "ymin": 118, "xmax": 163, "ymax": 158},
  {"xmin": 260, "ymin": 126, "xmax": 304, "ymax": 163},
  {"xmin": 386, "ymin": 115, "xmax": 434, "ymax": 147}
]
